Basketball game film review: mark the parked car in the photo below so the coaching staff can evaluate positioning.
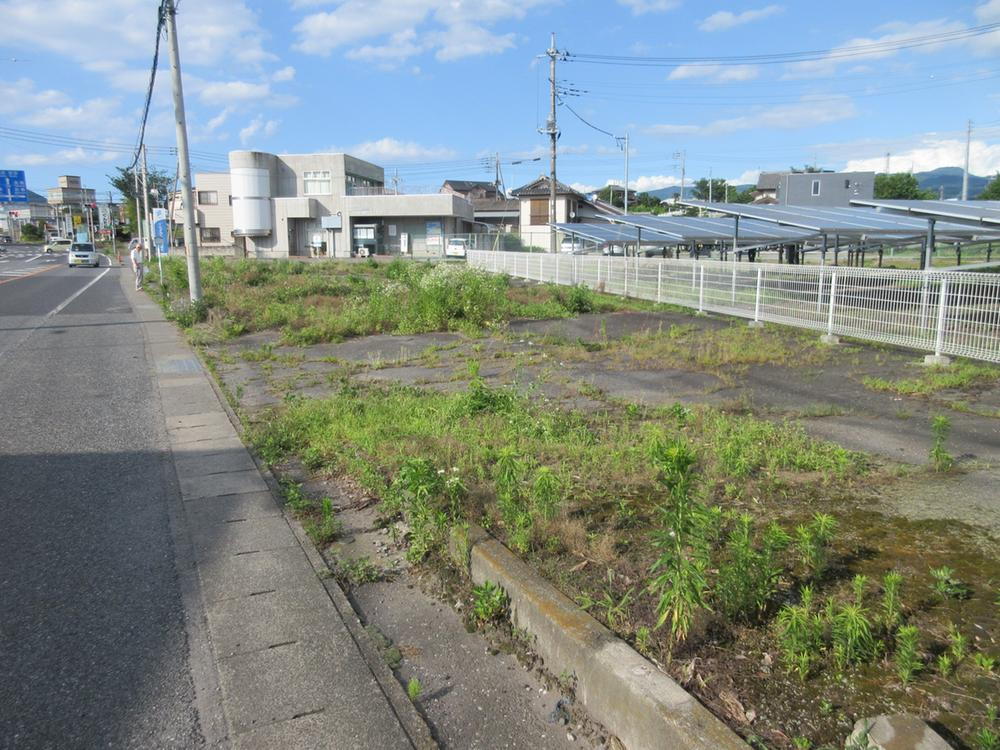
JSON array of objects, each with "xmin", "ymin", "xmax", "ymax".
[
  {"xmin": 559, "ymin": 238, "xmax": 587, "ymax": 254},
  {"xmin": 0, "ymin": 235, "xmax": 12, "ymax": 244},
  {"xmin": 68, "ymin": 242, "xmax": 101, "ymax": 268},
  {"xmin": 444, "ymin": 237, "xmax": 469, "ymax": 258},
  {"xmin": 44, "ymin": 237, "xmax": 73, "ymax": 253}
]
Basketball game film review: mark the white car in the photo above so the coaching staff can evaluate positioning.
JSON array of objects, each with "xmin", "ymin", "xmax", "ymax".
[
  {"xmin": 560, "ymin": 238, "xmax": 587, "ymax": 254},
  {"xmin": 68, "ymin": 242, "xmax": 101, "ymax": 268},
  {"xmin": 44, "ymin": 237, "xmax": 73, "ymax": 253},
  {"xmin": 444, "ymin": 237, "xmax": 469, "ymax": 258}
]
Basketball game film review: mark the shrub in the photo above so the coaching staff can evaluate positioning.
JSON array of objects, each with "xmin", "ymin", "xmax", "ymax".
[
  {"xmin": 776, "ymin": 586, "xmax": 822, "ymax": 681},
  {"xmin": 714, "ymin": 514, "xmax": 789, "ymax": 622},
  {"xmin": 894, "ymin": 625, "xmax": 922, "ymax": 684},
  {"xmin": 472, "ymin": 580, "xmax": 508, "ymax": 623},
  {"xmin": 794, "ymin": 513, "xmax": 838, "ymax": 581}
]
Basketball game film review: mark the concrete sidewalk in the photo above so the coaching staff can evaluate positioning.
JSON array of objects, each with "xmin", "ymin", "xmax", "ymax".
[{"xmin": 123, "ymin": 270, "xmax": 431, "ymax": 749}]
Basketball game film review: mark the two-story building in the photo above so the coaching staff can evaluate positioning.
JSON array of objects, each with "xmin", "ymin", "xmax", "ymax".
[
  {"xmin": 511, "ymin": 176, "xmax": 622, "ymax": 249},
  {"xmin": 753, "ymin": 171, "xmax": 874, "ymax": 207},
  {"xmin": 224, "ymin": 151, "xmax": 475, "ymax": 258}
]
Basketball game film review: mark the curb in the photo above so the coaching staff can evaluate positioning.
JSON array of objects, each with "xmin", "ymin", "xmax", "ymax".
[
  {"xmin": 198, "ymin": 350, "xmax": 438, "ymax": 750},
  {"xmin": 450, "ymin": 525, "xmax": 748, "ymax": 750}
]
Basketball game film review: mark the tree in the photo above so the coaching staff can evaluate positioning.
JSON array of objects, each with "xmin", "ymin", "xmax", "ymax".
[
  {"xmin": 692, "ymin": 178, "xmax": 729, "ymax": 202},
  {"xmin": 20, "ymin": 223, "xmax": 43, "ymax": 241},
  {"xmin": 874, "ymin": 173, "xmax": 934, "ymax": 200},
  {"xmin": 107, "ymin": 164, "xmax": 174, "ymax": 235},
  {"xmin": 731, "ymin": 187, "xmax": 756, "ymax": 204},
  {"xmin": 976, "ymin": 173, "xmax": 1000, "ymax": 200}
]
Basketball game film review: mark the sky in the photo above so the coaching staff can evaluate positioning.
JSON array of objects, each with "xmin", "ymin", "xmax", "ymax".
[{"xmin": 3, "ymin": 0, "xmax": 1000, "ymax": 199}]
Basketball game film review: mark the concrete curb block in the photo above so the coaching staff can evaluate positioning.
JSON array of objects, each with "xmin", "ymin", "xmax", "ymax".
[
  {"xmin": 199, "ymin": 361, "xmax": 439, "ymax": 750},
  {"xmin": 450, "ymin": 525, "xmax": 748, "ymax": 750}
]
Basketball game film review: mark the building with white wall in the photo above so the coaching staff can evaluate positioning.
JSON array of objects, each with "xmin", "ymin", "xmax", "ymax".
[
  {"xmin": 226, "ymin": 151, "xmax": 475, "ymax": 258},
  {"xmin": 511, "ymin": 176, "xmax": 621, "ymax": 249}
]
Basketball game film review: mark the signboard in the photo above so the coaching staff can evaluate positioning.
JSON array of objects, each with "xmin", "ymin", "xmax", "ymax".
[
  {"xmin": 152, "ymin": 208, "xmax": 169, "ymax": 256},
  {"xmin": 320, "ymin": 215, "xmax": 342, "ymax": 229},
  {"xmin": 425, "ymin": 220, "xmax": 442, "ymax": 247},
  {"xmin": 400, "ymin": 232, "xmax": 409, "ymax": 255},
  {"xmin": 0, "ymin": 170, "xmax": 28, "ymax": 203}
]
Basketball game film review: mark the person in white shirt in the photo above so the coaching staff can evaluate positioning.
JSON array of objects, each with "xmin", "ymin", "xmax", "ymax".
[{"xmin": 130, "ymin": 242, "xmax": 144, "ymax": 290}]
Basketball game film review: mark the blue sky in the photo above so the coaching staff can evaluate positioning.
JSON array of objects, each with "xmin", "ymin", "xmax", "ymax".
[{"xmin": 3, "ymin": 0, "xmax": 1000, "ymax": 198}]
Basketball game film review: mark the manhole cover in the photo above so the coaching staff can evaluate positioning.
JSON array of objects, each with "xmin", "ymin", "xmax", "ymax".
[{"xmin": 157, "ymin": 357, "xmax": 202, "ymax": 375}]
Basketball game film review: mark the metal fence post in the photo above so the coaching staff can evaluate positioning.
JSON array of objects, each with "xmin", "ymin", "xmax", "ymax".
[
  {"xmin": 657, "ymin": 262, "xmax": 662, "ymax": 304},
  {"xmin": 934, "ymin": 277, "xmax": 949, "ymax": 357},
  {"xmin": 752, "ymin": 267, "xmax": 763, "ymax": 324},
  {"xmin": 623, "ymin": 257, "xmax": 629, "ymax": 297},
  {"xmin": 730, "ymin": 263, "xmax": 737, "ymax": 305},
  {"xmin": 573, "ymin": 255, "xmax": 578, "ymax": 285},
  {"xmin": 698, "ymin": 266, "xmax": 705, "ymax": 313},
  {"xmin": 555, "ymin": 254, "xmax": 560, "ymax": 285},
  {"xmin": 826, "ymin": 273, "xmax": 838, "ymax": 337},
  {"xmin": 816, "ymin": 272, "xmax": 824, "ymax": 316}
]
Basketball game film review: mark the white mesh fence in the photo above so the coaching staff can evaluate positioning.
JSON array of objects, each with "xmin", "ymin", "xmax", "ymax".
[{"xmin": 468, "ymin": 250, "xmax": 1000, "ymax": 363}]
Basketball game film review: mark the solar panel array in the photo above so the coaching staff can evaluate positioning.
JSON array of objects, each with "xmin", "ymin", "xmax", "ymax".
[{"xmin": 850, "ymin": 199, "xmax": 1000, "ymax": 227}]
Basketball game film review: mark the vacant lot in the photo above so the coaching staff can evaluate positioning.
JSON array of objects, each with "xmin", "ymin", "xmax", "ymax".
[{"xmin": 151, "ymin": 258, "xmax": 1000, "ymax": 749}]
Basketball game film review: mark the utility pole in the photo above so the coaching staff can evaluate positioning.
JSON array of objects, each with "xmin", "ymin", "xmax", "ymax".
[
  {"xmin": 541, "ymin": 32, "xmax": 562, "ymax": 253},
  {"xmin": 884, "ymin": 152, "xmax": 890, "ymax": 174},
  {"xmin": 673, "ymin": 150, "xmax": 686, "ymax": 205},
  {"xmin": 164, "ymin": 0, "xmax": 202, "ymax": 301},
  {"xmin": 140, "ymin": 143, "xmax": 152, "ymax": 263},
  {"xmin": 133, "ymin": 169, "xmax": 144, "ymax": 248},
  {"xmin": 108, "ymin": 191, "xmax": 117, "ymax": 262},
  {"xmin": 623, "ymin": 132, "xmax": 629, "ymax": 215},
  {"xmin": 709, "ymin": 167, "xmax": 714, "ymax": 203},
  {"xmin": 962, "ymin": 119, "xmax": 972, "ymax": 201}
]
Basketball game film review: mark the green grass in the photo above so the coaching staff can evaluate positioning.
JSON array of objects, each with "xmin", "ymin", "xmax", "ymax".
[
  {"xmin": 863, "ymin": 361, "xmax": 1000, "ymax": 396},
  {"xmin": 145, "ymin": 256, "xmax": 634, "ymax": 345}
]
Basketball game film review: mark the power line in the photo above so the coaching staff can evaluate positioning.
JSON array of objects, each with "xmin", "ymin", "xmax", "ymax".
[
  {"xmin": 130, "ymin": 2, "xmax": 167, "ymax": 169},
  {"xmin": 565, "ymin": 22, "xmax": 1000, "ymax": 67}
]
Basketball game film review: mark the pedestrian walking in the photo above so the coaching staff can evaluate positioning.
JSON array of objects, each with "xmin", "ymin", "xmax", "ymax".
[{"xmin": 130, "ymin": 241, "xmax": 144, "ymax": 290}]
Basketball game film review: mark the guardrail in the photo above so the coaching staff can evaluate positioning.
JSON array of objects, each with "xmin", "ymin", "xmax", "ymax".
[{"xmin": 467, "ymin": 250, "xmax": 1000, "ymax": 363}]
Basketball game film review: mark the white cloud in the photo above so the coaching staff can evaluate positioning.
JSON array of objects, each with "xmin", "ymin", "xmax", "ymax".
[
  {"xmin": 646, "ymin": 95, "xmax": 857, "ymax": 136},
  {"xmin": 0, "ymin": 78, "xmax": 69, "ymax": 116},
  {"xmin": 699, "ymin": 5, "xmax": 783, "ymax": 32},
  {"xmin": 199, "ymin": 81, "xmax": 272, "ymax": 104},
  {"xmin": 272, "ymin": 66, "xmax": 296, "ymax": 82},
  {"xmin": 205, "ymin": 108, "xmax": 233, "ymax": 133},
  {"xmin": 844, "ymin": 138, "xmax": 1000, "ymax": 175},
  {"xmin": 8, "ymin": 148, "xmax": 121, "ymax": 167},
  {"xmin": 782, "ymin": 18, "xmax": 965, "ymax": 79},
  {"xmin": 239, "ymin": 115, "xmax": 279, "ymax": 145},
  {"xmin": 617, "ymin": 0, "xmax": 680, "ymax": 14},
  {"xmin": 569, "ymin": 182, "xmax": 598, "ymax": 193},
  {"xmin": 668, "ymin": 64, "xmax": 760, "ymax": 82},
  {"xmin": 293, "ymin": 0, "xmax": 555, "ymax": 61},
  {"xmin": 340, "ymin": 137, "xmax": 458, "ymax": 162},
  {"xmin": 630, "ymin": 175, "xmax": 681, "ymax": 191},
  {"xmin": 733, "ymin": 170, "xmax": 761, "ymax": 185}
]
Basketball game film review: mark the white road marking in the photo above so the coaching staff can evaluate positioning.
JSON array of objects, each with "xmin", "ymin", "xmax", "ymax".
[
  {"xmin": 25, "ymin": 254, "xmax": 42, "ymax": 262},
  {"xmin": 0, "ymin": 266, "xmax": 112, "ymax": 360}
]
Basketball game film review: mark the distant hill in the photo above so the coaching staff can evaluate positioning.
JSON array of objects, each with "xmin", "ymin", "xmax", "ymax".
[
  {"xmin": 915, "ymin": 167, "xmax": 990, "ymax": 199},
  {"xmin": 646, "ymin": 184, "xmax": 753, "ymax": 201}
]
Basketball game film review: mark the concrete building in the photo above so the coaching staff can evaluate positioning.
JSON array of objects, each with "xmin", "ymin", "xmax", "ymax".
[
  {"xmin": 754, "ymin": 171, "xmax": 874, "ymax": 207},
  {"xmin": 1, "ymin": 189, "xmax": 55, "ymax": 238},
  {"xmin": 47, "ymin": 176, "xmax": 98, "ymax": 236},
  {"xmin": 227, "ymin": 151, "xmax": 475, "ymax": 258}
]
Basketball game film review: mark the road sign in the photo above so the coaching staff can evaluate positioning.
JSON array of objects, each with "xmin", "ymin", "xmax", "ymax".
[{"xmin": 0, "ymin": 170, "xmax": 28, "ymax": 203}]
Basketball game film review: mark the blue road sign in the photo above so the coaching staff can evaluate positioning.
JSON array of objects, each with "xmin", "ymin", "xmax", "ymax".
[
  {"xmin": 152, "ymin": 208, "xmax": 169, "ymax": 255},
  {"xmin": 0, "ymin": 170, "xmax": 28, "ymax": 203}
]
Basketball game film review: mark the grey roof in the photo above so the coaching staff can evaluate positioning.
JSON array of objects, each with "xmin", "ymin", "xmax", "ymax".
[
  {"xmin": 850, "ymin": 198, "xmax": 1000, "ymax": 228},
  {"xmin": 511, "ymin": 176, "xmax": 580, "ymax": 198},
  {"xmin": 612, "ymin": 214, "xmax": 816, "ymax": 243},
  {"xmin": 472, "ymin": 197, "xmax": 519, "ymax": 213},
  {"xmin": 756, "ymin": 172, "xmax": 783, "ymax": 191},
  {"xmin": 681, "ymin": 201, "xmax": 1000, "ymax": 238}
]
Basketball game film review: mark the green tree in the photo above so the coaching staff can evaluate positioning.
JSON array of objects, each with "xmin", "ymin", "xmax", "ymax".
[
  {"xmin": 692, "ymin": 177, "xmax": 729, "ymax": 202},
  {"xmin": 874, "ymin": 173, "xmax": 934, "ymax": 200},
  {"xmin": 107, "ymin": 165, "xmax": 173, "ymax": 235},
  {"xmin": 20, "ymin": 222, "xmax": 43, "ymax": 241},
  {"xmin": 976, "ymin": 173, "xmax": 1000, "ymax": 200},
  {"xmin": 731, "ymin": 187, "xmax": 756, "ymax": 204}
]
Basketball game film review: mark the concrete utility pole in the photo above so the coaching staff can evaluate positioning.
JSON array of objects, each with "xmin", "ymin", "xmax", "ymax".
[
  {"xmin": 133, "ymin": 169, "xmax": 144, "ymax": 248},
  {"xmin": 108, "ymin": 191, "xmax": 117, "ymax": 261},
  {"xmin": 673, "ymin": 150, "xmax": 687, "ymax": 204},
  {"xmin": 623, "ymin": 132, "xmax": 629, "ymax": 215},
  {"xmin": 164, "ymin": 0, "xmax": 203, "ymax": 301},
  {"xmin": 542, "ymin": 32, "xmax": 562, "ymax": 254},
  {"xmin": 140, "ymin": 144, "xmax": 152, "ymax": 263},
  {"xmin": 885, "ymin": 152, "xmax": 890, "ymax": 174},
  {"xmin": 962, "ymin": 119, "xmax": 972, "ymax": 201}
]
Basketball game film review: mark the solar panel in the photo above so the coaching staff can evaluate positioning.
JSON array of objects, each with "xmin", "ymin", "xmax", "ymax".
[
  {"xmin": 551, "ymin": 223, "xmax": 644, "ymax": 243},
  {"xmin": 851, "ymin": 199, "xmax": 1000, "ymax": 227},
  {"xmin": 612, "ymin": 214, "xmax": 816, "ymax": 242},
  {"xmin": 682, "ymin": 201, "xmax": 1000, "ymax": 237}
]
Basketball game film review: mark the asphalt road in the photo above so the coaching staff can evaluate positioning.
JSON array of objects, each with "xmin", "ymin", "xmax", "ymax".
[{"xmin": 0, "ymin": 258, "xmax": 205, "ymax": 748}]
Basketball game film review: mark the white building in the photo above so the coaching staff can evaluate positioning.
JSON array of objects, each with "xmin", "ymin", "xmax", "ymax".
[
  {"xmin": 511, "ymin": 176, "xmax": 621, "ymax": 250},
  {"xmin": 219, "ymin": 151, "xmax": 475, "ymax": 258}
]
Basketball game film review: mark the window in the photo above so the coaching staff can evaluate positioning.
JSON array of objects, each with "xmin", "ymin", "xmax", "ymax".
[
  {"xmin": 197, "ymin": 190, "xmax": 218, "ymax": 205},
  {"xmin": 303, "ymin": 170, "xmax": 331, "ymax": 195},
  {"xmin": 844, "ymin": 179, "xmax": 851, "ymax": 189},
  {"xmin": 530, "ymin": 198, "xmax": 549, "ymax": 225},
  {"xmin": 200, "ymin": 227, "xmax": 221, "ymax": 243},
  {"xmin": 811, "ymin": 180, "xmax": 821, "ymax": 197}
]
